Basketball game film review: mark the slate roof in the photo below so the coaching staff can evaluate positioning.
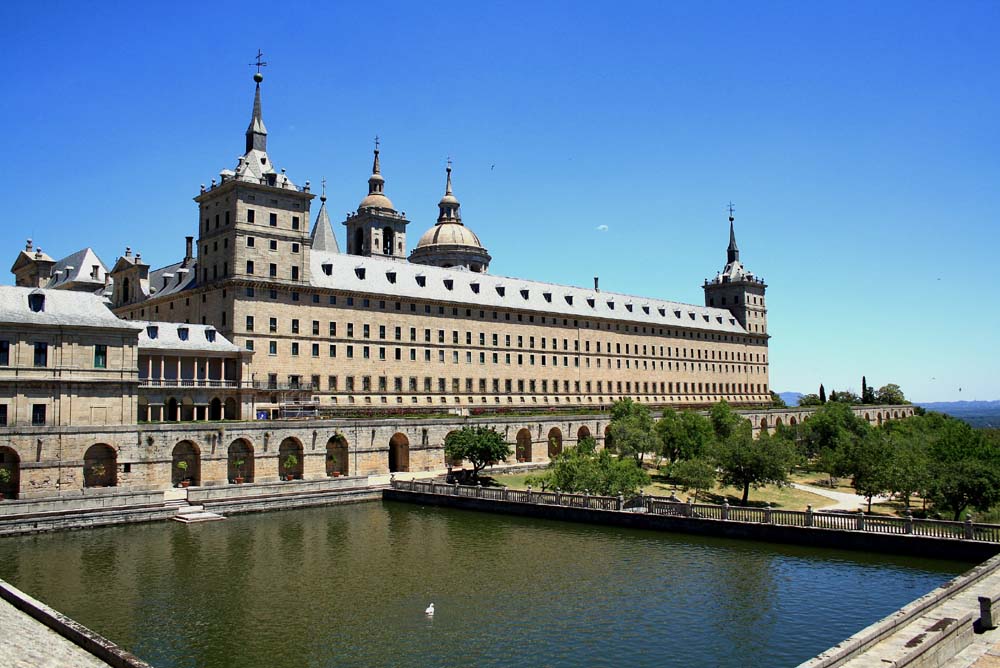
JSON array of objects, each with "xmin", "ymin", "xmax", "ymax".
[
  {"xmin": 134, "ymin": 320, "xmax": 241, "ymax": 353},
  {"xmin": 309, "ymin": 198, "xmax": 340, "ymax": 252},
  {"xmin": 0, "ymin": 286, "xmax": 141, "ymax": 330},
  {"xmin": 309, "ymin": 251, "xmax": 747, "ymax": 335},
  {"xmin": 46, "ymin": 248, "xmax": 107, "ymax": 289},
  {"xmin": 146, "ymin": 260, "xmax": 198, "ymax": 299}
]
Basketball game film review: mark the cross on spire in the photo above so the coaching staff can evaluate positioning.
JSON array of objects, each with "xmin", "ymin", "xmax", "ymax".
[
  {"xmin": 727, "ymin": 201, "xmax": 736, "ymax": 221},
  {"xmin": 250, "ymin": 49, "xmax": 268, "ymax": 74},
  {"xmin": 374, "ymin": 135, "xmax": 380, "ymax": 151},
  {"xmin": 321, "ymin": 177, "xmax": 327, "ymax": 197}
]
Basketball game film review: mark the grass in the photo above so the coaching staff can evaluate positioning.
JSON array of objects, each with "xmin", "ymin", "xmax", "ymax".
[{"xmin": 488, "ymin": 470, "xmax": 829, "ymax": 510}]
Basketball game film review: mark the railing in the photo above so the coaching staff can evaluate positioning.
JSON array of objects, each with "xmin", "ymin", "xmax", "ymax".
[
  {"xmin": 139, "ymin": 379, "xmax": 241, "ymax": 389},
  {"xmin": 251, "ymin": 382, "xmax": 319, "ymax": 391},
  {"xmin": 390, "ymin": 479, "xmax": 1000, "ymax": 544}
]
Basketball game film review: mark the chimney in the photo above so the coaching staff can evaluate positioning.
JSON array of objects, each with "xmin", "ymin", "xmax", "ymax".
[
  {"xmin": 185, "ymin": 236, "xmax": 193, "ymax": 262},
  {"xmin": 25, "ymin": 239, "xmax": 32, "ymax": 252},
  {"xmin": 594, "ymin": 276, "xmax": 600, "ymax": 292},
  {"xmin": 125, "ymin": 246, "xmax": 132, "ymax": 258}
]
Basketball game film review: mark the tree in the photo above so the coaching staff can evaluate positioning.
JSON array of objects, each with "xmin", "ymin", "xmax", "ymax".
[
  {"xmin": 528, "ymin": 438, "xmax": 649, "ymax": 496},
  {"xmin": 924, "ymin": 417, "xmax": 1000, "ymax": 520},
  {"xmin": 669, "ymin": 458, "xmax": 716, "ymax": 502},
  {"xmin": 655, "ymin": 408, "xmax": 714, "ymax": 463},
  {"xmin": 876, "ymin": 383, "xmax": 908, "ymax": 405},
  {"xmin": 842, "ymin": 431, "xmax": 892, "ymax": 512},
  {"xmin": 770, "ymin": 391, "xmax": 787, "ymax": 408},
  {"xmin": 861, "ymin": 376, "xmax": 873, "ymax": 404},
  {"xmin": 819, "ymin": 384, "xmax": 827, "ymax": 404},
  {"xmin": 444, "ymin": 427, "xmax": 512, "ymax": 480},
  {"xmin": 832, "ymin": 390, "xmax": 861, "ymax": 404},
  {"xmin": 798, "ymin": 393, "xmax": 823, "ymax": 407},
  {"xmin": 711, "ymin": 422, "xmax": 798, "ymax": 505},
  {"xmin": 607, "ymin": 399, "xmax": 659, "ymax": 466},
  {"xmin": 830, "ymin": 390, "xmax": 838, "ymax": 402},
  {"xmin": 709, "ymin": 400, "xmax": 743, "ymax": 443}
]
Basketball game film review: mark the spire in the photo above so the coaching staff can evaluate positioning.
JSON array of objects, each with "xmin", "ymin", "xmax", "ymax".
[
  {"xmin": 245, "ymin": 72, "xmax": 268, "ymax": 153},
  {"xmin": 310, "ymin": 178, "xmax": 340, "ymax": 253},
  {"xmin": 368, "ymin": 136, "xmax": 385, "ymax": 195},
  {"xmin": 437, "ymin": 160, "xmax": 462, "ymax": 224},
  {"xmin": 726, "ymin": 203, "xmax": 739, "ymax": 264}
]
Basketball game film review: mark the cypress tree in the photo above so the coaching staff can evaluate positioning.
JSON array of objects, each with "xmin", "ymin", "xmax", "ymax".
[
  {"xmin": 819, "ymin": 384, "xmax": 827, "ymax": 404},
  {"xmin": 862, "ymin": 376, "xmax": 868, "ymax": 404},
  {"xmin": 830, "ymin": 390, "xmax": 838, "ymax": 402}
]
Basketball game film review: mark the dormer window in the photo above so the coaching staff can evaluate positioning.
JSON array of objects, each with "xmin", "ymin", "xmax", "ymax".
[
  {"xmin": 689, "ymin": 312, "xmax": 696, "ymax": 320},
  {"xmin": 354, "ymin": 267, "xmax": 366, "ymax": 279},
  {"xmin": 470, "ymin": 282, "xmax": 480, "ymax": 294},
  {"xmin": 641, "ymin": 305, "xmax": 650, "ymax": 314},
  {"xmin": 658, "ymin": 308, "xmax": 666, "ymax": 317},
  {"xmin": 386, "ymin": 271, "xmax": 396, "ymax": 284},
  {"xmin": 444, "ymin": 279, "xmax": 454, "ymax": 290},
  {"xmin": 625, "ymin": 303, "xmax": 633, "ymax": 312},
  {"xmin": 178, "ymin": 327, "xmax": 189, "ymax": 341},
  {"xmin": 416, "ymin": 275, "xmax": 426, "ymax": 287},
  {"xmin": 27, "ymin": 293, "xmax": 45, "ymax": 312},
  {"xmin": 205, "ymin": 329, "xmax": 216, "ymax": 342},
  {"xmin": 674, "ymin": 310, "xmax": 682, "ymax": 318},
  {"xmin": 496, "ymin": 286, "xmax": 505, "ymax": 297},
  {"xmin": 322, "ymin": 264, "xmax": 332, "ymax": 276},
  {"xmin": 607, "ymin": 300, "xmax": 615, "ymax": 310},
  {"xmin": 565, "ymin": 295, "xmax": 573, "ymax": 305},
  {"xmin": 146, "ymin": 325, "xmax": 158, "ymax": 339},
  {"xmin": 520, "ymin": 289, "xmax": 529, "ymax": 300},
  {"xmin": 543, "ymin": 292, "xmax": 552, "ymax": 303},
  {"xmin": 586, "ymin": 298, "xmax": 595, "ymax": 308}
]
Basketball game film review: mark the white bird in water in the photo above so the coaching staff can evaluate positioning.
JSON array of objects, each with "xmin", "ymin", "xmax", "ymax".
[{"xmin": 425, "ymin": 603, "xmax": 435, "ymax": 616}]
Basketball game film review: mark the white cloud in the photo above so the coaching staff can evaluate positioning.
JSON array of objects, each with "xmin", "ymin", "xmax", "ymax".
[{"xmin": 596, "ymin": 224, "xmax": 609, "ymax": 232}]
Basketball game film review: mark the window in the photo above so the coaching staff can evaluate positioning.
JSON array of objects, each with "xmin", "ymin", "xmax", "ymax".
[
  {"xmin": 246, "ymin": 260, "xmax": 254, "ymax": 274},
  {"xmin": 34, "ymin": 342, "xmax": 48, "ymax": 367},
  {"xmin": 269, "ymin": 212, "xmax": 278, "ymax": 227},
  {"xmin": 247, "ymin": 209, "xmax": 255, "ymax": 223},
  {"xmin": 28, "ymin": 293, "xmax": 45, "ymax": 312},
  {"xmin": 246, "ymin": 316, "xmax": 254, "ymax": 331},
  {"xmin": 31, "ymin": 404, "xmax": 46, "ymax": 426},
  {"xmin": 291, "ymin": 319, "xmax": 300, "ymax": 334},
  {"xmin": 0, "ymin": 404, "xmax": 6, "ymax": 426},
  {"xmin": 312, "ymin": 343, "xmax": 320, "ymax": 357},
  {"xmin": 269, "ymin": 263, "xmax": 277, "ymax": 277},
  {"xmin": 206, "ymin": 330, "xmax": 216, "ymax": 342},
  {"xmin": 93, "ymin": 344, "xmax": 108, "ymax": 368},
  {"xmin": 292, "ymin": 216, "xmax": 300, "ymax": 230},
  {"xmin": 292, "ymin": 243, "xmax": 300, "ymax": 253},
  {"xmin": 0, "ymin": 341, "xmax": 7, "ymax": 365},
  {"xmin": 291, "ymin": 266, "xmax": 299, "ymax": 280},
  {"xmin": 269, "ymin": 317, "xmax": 277, "ymax": 333},
  {"xmin": 312, "ymin": 321, "xmax": 320, "ymax": 336},
  {"xmin": 269, "ymin": 341, "xmax": 277, "ymax": 355},
  {"xmin": 178, "ymin": 328, "xmax": 189, "ymax": 341},
  {"xmin": 291, "ymin": 342, "xmax": 299, "ymax": 356},
  {"xmin": 246, "ymin": 340, "xmax": 254, "ymax": 351}
]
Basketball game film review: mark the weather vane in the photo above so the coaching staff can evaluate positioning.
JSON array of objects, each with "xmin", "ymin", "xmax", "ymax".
[{"xmin": 250, "ymin": 49, "xmax": 268, "ymax": 74}]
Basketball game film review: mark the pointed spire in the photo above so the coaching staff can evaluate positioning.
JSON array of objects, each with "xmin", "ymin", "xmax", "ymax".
[
  {"xmin": 368, "ymin": 136, "xmax": 385, "ymax": 195},
  {"xmin": 437, "ymin": 160, "xmax": 462, "ymax": 224},
  {"xmin": 245, "ymin": 72, "xmax": 268, "ymax": 153},
  {"xmin": 726, "ymin": 203, "xmax": 739, "ymax": 264},
  {"xmin": 311, "ymin": 178, "xmax": 340, "ymax": 253}
]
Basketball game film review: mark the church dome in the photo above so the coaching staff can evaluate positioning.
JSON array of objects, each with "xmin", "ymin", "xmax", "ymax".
[
  {"xmin": 357, "ymin": 147, "xmax": 395, "ymax": 211},
  {"xmin": 415, "ymin": 222, "xmax": 484, "ymax": 250},
  {"xmin": 359, "ymin": 191, "xmax": 395, "ymax": 211},
  {"xmin": 409, "ymin": 163, "xmax": 491, "ymax": 272}
]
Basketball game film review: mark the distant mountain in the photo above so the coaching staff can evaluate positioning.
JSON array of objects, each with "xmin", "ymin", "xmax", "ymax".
[
  {"xmin": 917, "ymin": 401, "xmax": 1000, "ymax": 429},
  {"xmin": 778, "ymin": 392, "xmax": 803, "ymax": 407}
]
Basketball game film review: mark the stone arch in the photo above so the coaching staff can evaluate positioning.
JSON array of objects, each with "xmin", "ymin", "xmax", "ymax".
[
  {"xmin": 382, "ymin": 227, "xmax": 395, "ymax": 256},
  {"xmin": 864, "ymin": 412, "xmax": 871, "ymax": 422},
  {"xmin": 774, "ymin": 417, "xmax": 783, "ymax": 428},
  {"xmin": 326, "ymin": 434, "xmax": 349, "ymax": 476},
  {"xmin": 279, "ymin": 437, "xmax": 304, "ymax": 480},
  {"xmin": 224, "ymin": 397, "xmax": 238, "ymax": 420},
  {"xmin": 209, "ymin": 397, "xmax": 223, "ymax": 421},
  {"xmin": 180, "ymin": 396, "xmax": 195, "ymax": 422},
  {"xmin": 789, "ymin": 416, "xmax": 797, "ymax": 426},
  {"xmin": 166, "ymin": 397, "xmax": 179, "ymax": 421},
  {"xmin": 877, "ymin": 412, "xmax": 883, "ymax": 425},
  {"xmin": 389, "ymin": 433, "xmax": 410, "ymax": 473},
  {"xmin": 604, "ymin": 424, "xmax": 614, "ymax": 452},
  {"xmin": 547, "ymin": 427, "xmax": 563, "ymax": 458},
  {"xmin": 172, "ymin": 440, "xmax": 201, "ymax": 487},
  {"xmin": 577, "ymin": 425, "xmax": 592, "ymax": 442},
  {"xmin": 759, "ymin": 417, "xmax": 768, "ymax": 431},
  {"xmin": 353, "ymin": 228, "xmax": 364, "ymax": 254},
  {"xmin": 228, "ymin": 438, "xmax": 254, "ymax": 483},
  {"xmin": 893, "ymin": 410, "xmax": 899, "ymax": 419},
  {"xmin": 83, "ymin": 444, "xmax": 117, "ymax": 488},
  {"xmin": 0, "ymin": 446, "xmax": 21, "ymax": 499},
  {"xmin": 515, "ymin": 428, "xmax": 532, "ymax": 462}
]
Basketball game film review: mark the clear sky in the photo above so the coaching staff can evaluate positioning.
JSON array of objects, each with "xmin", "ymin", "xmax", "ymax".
[{"xmin": 3, "ymin": 1, "xmax": 998, "ymax": 402}]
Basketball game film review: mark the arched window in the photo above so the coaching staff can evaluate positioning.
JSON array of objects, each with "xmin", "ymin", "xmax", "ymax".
[{"xmin": 382, "ymin": 228, "xmax": 394, "ymax": 256}]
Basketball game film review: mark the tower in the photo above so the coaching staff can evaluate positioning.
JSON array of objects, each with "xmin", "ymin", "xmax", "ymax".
[
  {"xmin": 344, "ymin": 141, "xmax": 409, "ymax": 258},
  {"xmin": 703, "ymin": 208, "xmax": 768, "ymax": 337},
  {"xmin": 191, "ymin": 68, "xmax": 314, "ymax": 297},
  {"xmin": 409, "ymin": 163, "xmax": 491, "ymax": 272}
]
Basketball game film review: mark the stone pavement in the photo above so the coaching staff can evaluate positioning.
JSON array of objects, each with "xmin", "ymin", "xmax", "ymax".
[{"xmin": 0, "ymin": 595, "xmax": 112, "ymax": 668}]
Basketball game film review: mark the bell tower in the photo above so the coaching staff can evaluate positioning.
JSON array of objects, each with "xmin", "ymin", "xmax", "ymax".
[
  {"xmin": 344, "ymin": 139, "xmax": 410, "ymax": 258},
  {"xmin": 703, "ymin": 206, "xmax": 768, "ymax": 337}
]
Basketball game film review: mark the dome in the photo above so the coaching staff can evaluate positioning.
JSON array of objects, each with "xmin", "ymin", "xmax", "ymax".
[
  {"xmin": 415, "ymin": 222, "xmax": 483, "ymax": 249},
  {"xmin": 358, "ymin": 192, "xmax": 395, "ymax": 211}
]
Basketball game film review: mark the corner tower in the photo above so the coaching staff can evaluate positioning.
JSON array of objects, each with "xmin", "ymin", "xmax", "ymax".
[
  {"xmin": 344, "ymin": 140, "xmax": 409, "ymax": 258},
  {"xmin": 703, "ymin": 208, "xmax": 768, "ymax": 337},
  {"xmin": 192, "ymin": 68, "xmax": 314, "ymax": 295}
]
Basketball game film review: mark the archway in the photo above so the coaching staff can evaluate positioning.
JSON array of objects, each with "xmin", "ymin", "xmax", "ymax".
[
  {"xmin": 326, "ymin": 434, "xmax": 349, "ymax": 476},
  {"xmin": 789, "ymin": 417, "xmax": 797, "ymax": 427},
  {"xmin": 515, "ymin": 428, "xmax": 532, "ymax": 463},
  {"xmin": 577, "ymin": 425, "xmax": 592, "ymax": 443},
  {"xmin": 389, "ymin": 433, "xmax": 410, "ymax": 473},
  {"xmin": 0, "ymin": 446, "xmax": 20, "ymax": 499},
  {"xmin": 604, "ymin": 425, "xmax": 614, "ymax": 452},
  {"xmin": 166, "ymin": 397, "xmax": 179, "ymax": 421},
  {"xmin": 893, "ymin": 411, "xmax": 899, "ymax": 419},
  {"xmin": 382, "ymin": 227, "xmax": 395, "ymax": 256},
  {"xmin": 83, "ymin": 444, "xmax": 117, "ymax": 488},
  {"xmin": 547, "ymin": 427, "xmax": 563, "ymax": 458},
  {"xmin": 228, "ymin": 439, "xmax": 254, "ymax": 483},
  {"xmin": 172, "ymin": 441, "xmax": 201, "ymax": 487},
  {"xmin": 864, "ymin": 412, "xmax": 871, "ymax": 422},
  {"xmin": 353, "ymin": 228, "xmax": 364, "ymax": 254},
  {"xmin": 877, "ymin": 413, "xmax": 883, "ymax": 425},
  {"xmin": 181, "ymin": 397, "xmax": 195, "ymax": 422},
  {"xmin": 224, "ymin": 397, "xmax": 238, "ymax": 420},
  {"xmin": 209, "ymin": 398, "xmax": 222, "ymax": 421},
  {"xmin": 759, "ymin": 417, "xmax": 768, "ymax": 431},
  {"xmin": 774, "ymin": 417, "xmax": 783, "ymax": 428},
  {"xmin": 279, "ymin": 438, "xmax": 304, "ymax": 480}
]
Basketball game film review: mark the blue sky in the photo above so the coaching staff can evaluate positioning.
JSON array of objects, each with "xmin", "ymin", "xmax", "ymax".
[{"xmin": 3, "ymin": 1, "xmax": 998, "ymax": 402}]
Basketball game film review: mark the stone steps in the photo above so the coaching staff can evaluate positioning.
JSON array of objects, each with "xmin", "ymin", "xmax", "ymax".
[{"xmin": 171, "ymin": 504, "xmax": 225, "ymax": 524}]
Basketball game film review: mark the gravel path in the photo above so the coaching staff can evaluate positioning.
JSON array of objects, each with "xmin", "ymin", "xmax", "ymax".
[{"xmin": 791, "ymin": 482, "xmax": 889, "ymax": 511}]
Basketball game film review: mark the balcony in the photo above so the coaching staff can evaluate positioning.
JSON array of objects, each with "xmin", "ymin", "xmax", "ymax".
[{"xmin": 139, "ymin": 379, "xmax": 242, "ymax": 389}]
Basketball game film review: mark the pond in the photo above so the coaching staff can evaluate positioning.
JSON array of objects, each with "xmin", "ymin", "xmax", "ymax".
[{"xmin": 0, "ymin": 501, "xmax": 971, "ymax": 667}]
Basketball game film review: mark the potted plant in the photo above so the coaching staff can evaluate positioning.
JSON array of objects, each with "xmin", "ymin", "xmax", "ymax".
[
  {"xmin": 175, "ymin": 460, "xmax": 190, "ymax": 487},
  {"xmin": 0, "ymin": 467, "xmax": 11, "ymax": 500},
  {"xmin": 328, "ymin": 453, "xmax": 340, "ymax": 477},
  {"xmin": 90, "ymin": 462, "xmax": 107, "ymax": 486},
  {"xmin": 232, "ymin": 458, "xmax": 246, "ymax": 484},
  {"xmin": 283, "ymin": 454, "xmax": 298, "ymax": 481}
]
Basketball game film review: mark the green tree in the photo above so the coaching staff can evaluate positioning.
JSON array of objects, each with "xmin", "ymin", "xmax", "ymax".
[
  {"xmin": 607, "ymin": 399, "xmax": 659, "ymax": 466},
  {"xmin": 669, "ymin": 458, "xmax": 716, "ymax": 502},
  {"xmin": 529, "ymin": 439, "xmax": 649, "ymax": 496},
  {"xmin": 798, "ymin": 393, "xmax": 823, "ymax": 407},
  {"xmin": 924, "ymin": 417, "xmax": 1000, "ymax": 520},
  {"xmin": 843, "ymin": 431, "xmax": 892, "ymax": 512},
  {"xmin": 876, "ymin": 383, "xmax": 908, "ymax": 405},
  {"xmin": 770, "ymin": 391, "xmax": 787, "ymax": 408},
  {"xmin": 832, "ymin": 390, "xmax": 861, "ymax": 404},
  {"xmin": 444, "ymin": 427, "xmax": 512, "ymax": 480},
  {"xmin": 819, "ymin": 384, "xmax": 827, "ymax": 404},
  {"xmin": 862, "ymin": 376, "xmax": 876, "ymax": 404},
  {"xmin": 655, "ymin": 408, "xmax": 714, "ymax": 463},
  {"xmin": 709, "ymin": 400, "xmax": 743, "ymax": 443},
  {"xmin": 711, "ymin": 423, "xmax": 798, "ymax": 505}
]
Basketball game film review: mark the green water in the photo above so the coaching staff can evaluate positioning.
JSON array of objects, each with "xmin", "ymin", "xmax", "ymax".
[{"xmin": 0, "ymin": 501, "xmax": 971, "ymax": 667}]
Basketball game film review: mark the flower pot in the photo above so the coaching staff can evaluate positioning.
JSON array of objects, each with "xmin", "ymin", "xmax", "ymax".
[
  {"xmin": 332, "ymin": 472, "xmax": 340, "ymax": 477},
  {"xmin": 234, "ymin": 477, "xmax": 244, "ymax": 485},
  {"xmin": 180, "ymin": 480, "xmax": 191, "ymax": 488},
  {"xmin": 286, "ymin": 474, "xmax": 295, "ymax": 481}
]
